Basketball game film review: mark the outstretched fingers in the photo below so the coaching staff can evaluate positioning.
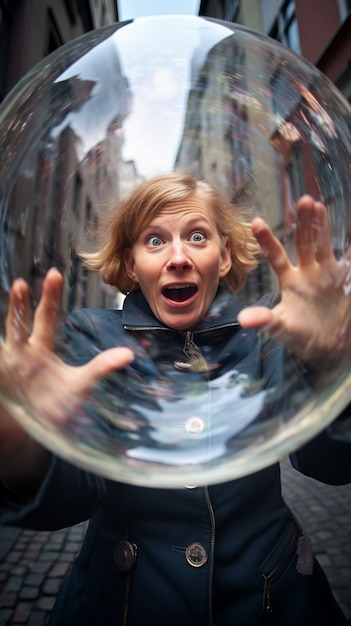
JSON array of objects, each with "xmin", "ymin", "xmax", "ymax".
[
  {"xmin": 5, "ymin": 268, "xmax": 64, "ymax": 352},
  {"xmin": 294, "ymin": 195, "xmax": 334, "ymax": 266},
  {"xmin": 251, "ymin": 217, "xmax": 291, "ymax": 281},
  {"xmin": 5, "ymin": 278, "xmax": 32, "ymax": 347},
  {"xmin": 237, "ymin": 306, "xmax": 273, "ymax": 329},
  {"xmin": 252, "ymin": 197, "xmax": 335, "ymax": 281},
  {"xmin": 31, "ymin": 268, "xmax": 64, "ymax": 350},
  {"xmin": 78, "ymin": 347, "xmax": 134, "ymax": 391}
]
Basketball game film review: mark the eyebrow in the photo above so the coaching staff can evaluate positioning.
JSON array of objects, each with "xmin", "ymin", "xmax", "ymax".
[{"xmin": 145, "ymin": 215, "xmax": 212, "ymax": 230}]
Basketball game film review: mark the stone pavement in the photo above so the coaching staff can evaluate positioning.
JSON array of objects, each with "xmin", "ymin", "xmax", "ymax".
[
  {"xmin": 0, "ymin": 457, "xmax": 350, "ymax": 625},
  {"xmin": 0, "ymin": 521, "xmax": 88, "ymax": 625},
  {"xmin": 280, "ymin": 457, "xmax": 351, "ymax": 621}
]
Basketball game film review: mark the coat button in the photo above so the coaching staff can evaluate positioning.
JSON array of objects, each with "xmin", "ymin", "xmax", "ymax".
[
  {"xmin": 185, "ymin": 417, "xmax": 205, "ymax": 435},
  {"xmin": 185, "ymin": 542, "xmax": 208, "ymax": 567},
  {"xmin": 114, "ymin": 540, "xmax": 137, "ymax": 572}
]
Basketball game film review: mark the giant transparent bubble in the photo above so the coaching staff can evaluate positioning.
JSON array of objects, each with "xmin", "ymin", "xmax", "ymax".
[{"xmin": 1, "ymin": 15, "xmax": 351, "ymax": 487}]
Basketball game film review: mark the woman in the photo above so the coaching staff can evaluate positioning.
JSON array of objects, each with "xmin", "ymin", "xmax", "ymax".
[{"xmin": 0, "ymin": 172, "xmax": 350, "ymax": 625}]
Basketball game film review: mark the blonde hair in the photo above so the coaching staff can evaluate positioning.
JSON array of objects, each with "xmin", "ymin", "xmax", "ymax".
[{"xmin": 81, "ymin": 172, "xmax": 261, "ymax": 294}]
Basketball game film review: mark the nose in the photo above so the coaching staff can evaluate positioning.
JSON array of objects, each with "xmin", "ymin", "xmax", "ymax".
[{"xmin": 166, "ymin": 240, "xmax": 193, "ymax": 271}]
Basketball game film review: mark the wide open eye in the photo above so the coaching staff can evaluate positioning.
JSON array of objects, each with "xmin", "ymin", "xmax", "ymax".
[
  {"xmin": 148, "ymin": 235, "xmax": 163, "ymax": 247},
  {"xmin": 190, "ymin": 232, "xmax": 206, "ymax": 243}
]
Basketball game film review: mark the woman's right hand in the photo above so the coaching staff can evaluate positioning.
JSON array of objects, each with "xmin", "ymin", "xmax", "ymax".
[{"xmin": 0, "ymin": 268, "xmax": 133, "ymax": 491}]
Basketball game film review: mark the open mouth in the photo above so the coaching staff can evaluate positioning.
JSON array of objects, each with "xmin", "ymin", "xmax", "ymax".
[{"xmin": 162, "ymin": 284, "xmax": 198, "ymax": 303}]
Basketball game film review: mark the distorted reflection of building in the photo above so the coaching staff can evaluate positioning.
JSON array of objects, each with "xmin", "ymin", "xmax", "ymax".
[
  {"xmin": 175, "ymin": 34, "xmax": 277, "ymax": 301},
  {"xmin": 30, "ymin": 75, "xmax": 101, "ymax": 310},
  {"xmin": 4, "ymin": 47, "xmax": 138, "ymax": 336},
  {"xmin": 175, "ymin": 27, "xmax": 351, "ymax": 301}
]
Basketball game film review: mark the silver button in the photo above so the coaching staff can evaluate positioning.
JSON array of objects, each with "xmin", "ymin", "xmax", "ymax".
[
  {"xmin": 185, "ymin": 417, "xmax": 205, "ymax": 435},
  {"xmin": 185, "ymin": 542, "xmax": 208, "ymax": 567}
]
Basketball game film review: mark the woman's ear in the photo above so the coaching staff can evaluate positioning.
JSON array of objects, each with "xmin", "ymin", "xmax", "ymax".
[
  {"xmin": 123, "ymin": 249, "xmax": 138, "ymax": 282},
  {"xmin": 219, "ymin": 236, "xmax": 232, "ymax": 278}
]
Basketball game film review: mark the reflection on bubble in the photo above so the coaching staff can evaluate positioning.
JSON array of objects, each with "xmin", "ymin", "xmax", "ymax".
[{"xmin": 0, "ymin": 15, "xmax": 351, "ymax": 487}]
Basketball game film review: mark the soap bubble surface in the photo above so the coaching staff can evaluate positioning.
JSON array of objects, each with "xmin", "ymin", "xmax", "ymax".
[{"xmin": 1, "ymin": 15, "xmax": 351, "ymax": 487}]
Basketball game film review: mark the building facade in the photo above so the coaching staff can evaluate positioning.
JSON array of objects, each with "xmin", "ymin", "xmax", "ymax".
[
  {"xmin": 181, "ymin": 0, "xmax": 351, "ymax": 300},
  {"xmin": 199, "ymin": 0, "xmax": 351, "ymax": 104},
  {"xmin": 0, "ymin": 0, "xmax": 120, "ymax": 324},
  {"xmin": 239, "ymin": 0, "xmax": 351, "ymax": 102},
  {"xmin": 1, "ymin": 0, "xmax": 118, "ymax": 103}
]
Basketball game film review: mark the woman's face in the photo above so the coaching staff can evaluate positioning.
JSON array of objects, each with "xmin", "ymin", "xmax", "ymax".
[{"xmin": 124, "ymin": 196, "xmax": 232, "ymax": 330}]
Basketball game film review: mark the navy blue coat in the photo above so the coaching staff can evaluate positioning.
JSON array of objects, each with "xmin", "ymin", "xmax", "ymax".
[{"xmin": 2, "ymin": 289, "xmax": 350, "ymax": 625}]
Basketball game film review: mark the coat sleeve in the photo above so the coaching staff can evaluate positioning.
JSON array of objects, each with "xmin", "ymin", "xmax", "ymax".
[
  {"xmin": 0, "ymin": 454, "xmax": 106, "ymax": 530},
  {"xmin": 290, "ymin": 405, "xmax": 351, "ymax": 486},
  {"xmin": 0, "ymin": 309, "xmax": 110, "ymax": 530},
  {"xmin": 258, "ymin": 300, "xmax": 351, "ymax": 487}
]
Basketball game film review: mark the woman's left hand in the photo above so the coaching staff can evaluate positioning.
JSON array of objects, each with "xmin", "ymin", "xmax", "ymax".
[{"xmin": 238, "ymin": 195, "xmax": 351, "ymax": 367}]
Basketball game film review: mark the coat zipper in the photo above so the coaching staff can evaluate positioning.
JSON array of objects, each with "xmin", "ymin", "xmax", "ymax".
[
  {"xmin": 204, "ymin": 486, "xmax": 216, "ymax": 626},
  {"xmin": 261, "ymin": 525, "xmax": 298, "ymax": 615},
  {"xmin": 123, "ymin": 322, "xmax": 240, "ymax": 334},
  {"xmin": 117, "ymin": 540, "xmax": 137, "ymax": 626},
  {"xmin": 172, "ymin": 330, "xmax": 210, "ymax": 372},
  {"xmin": 121, "ymin": 322, "xmax": 237, "ymax": 625},
  {"xmin": 122, "ymin": 569, "xmax": 133, "ymax": 626}
]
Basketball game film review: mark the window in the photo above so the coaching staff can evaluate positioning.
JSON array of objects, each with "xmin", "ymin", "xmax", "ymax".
[
  {"xmin": 73, "ymin": 172, "xmax": 82, "ymax": 218},
  {"xmin": 286, "ymin": 143, "xmax": 304, "ymax": 202},
  {"xmin": 339, "ymin": 0, "xmax": 351, "ymax": 18},
  {"xmin": 46, "ymin": 8, "xmax": 63, "ymax": 55},
  {"xmin": 270, "ymin": 0, "xmax": 300, "ymax": 55},
  {"xmin": 64, "ymin": 0, "xmax": 78, "ymax": 25},
  {"xmin": 0, "ymin": 0, "xmax": 12, "ymax": 102},
  {"xmin": 223, "ymin": 0, "xmax": 240, "ymax": 22}
]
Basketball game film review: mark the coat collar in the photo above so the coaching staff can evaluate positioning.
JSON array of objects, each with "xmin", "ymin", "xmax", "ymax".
[{"xmin": 121, "ymin": 287, "xmax": 245, "ymax": 333}]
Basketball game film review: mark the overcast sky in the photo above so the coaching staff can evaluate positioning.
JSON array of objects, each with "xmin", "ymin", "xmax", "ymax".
[{"xmin": 118, "ymin": 0, "xmax": 201, "ymax": 21}]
